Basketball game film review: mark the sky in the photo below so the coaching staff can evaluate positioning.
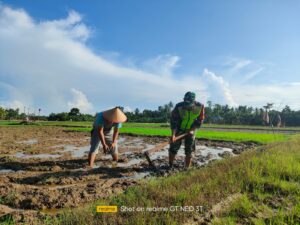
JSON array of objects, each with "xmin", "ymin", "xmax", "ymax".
[{"xmin": 0, "ymin": 0, "xmax": 300, "ymax": 115}]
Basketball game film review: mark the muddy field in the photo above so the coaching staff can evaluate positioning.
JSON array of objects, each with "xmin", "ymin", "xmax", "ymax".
[{"xmin": 0, "ymin": 126, "xmax": 256, "ymax": 223}]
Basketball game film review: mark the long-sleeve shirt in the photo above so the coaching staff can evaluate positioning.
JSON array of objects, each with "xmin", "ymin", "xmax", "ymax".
[{"xmin": 170, "ymin": 101, "xmax": 205, "ymax": 131}]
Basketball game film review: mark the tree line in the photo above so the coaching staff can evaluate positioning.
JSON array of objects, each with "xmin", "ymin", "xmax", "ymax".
[
  {"xmin": 0, "ymin": 107, "xmax": 93, "ymax": 122},
  {"xmin": 1, "ymin": 102, "xmax": 300, "ymax": 126},
  {"xmin": 203, "ymin": 102, "xmax": 299, "ymax": 126},
  {"xmin": 125, "ymin": 102, "xmax": 300, "ymax": 126}
]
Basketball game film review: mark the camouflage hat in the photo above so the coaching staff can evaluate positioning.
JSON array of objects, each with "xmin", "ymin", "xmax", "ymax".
[{"xmin": 184, "ymin": 92, "xmax": 196, "ymax": 102}]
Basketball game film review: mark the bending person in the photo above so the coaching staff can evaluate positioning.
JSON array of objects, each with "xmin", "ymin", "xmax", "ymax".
[{"xmin": 88, "ymin": 107, "xmax": 127, "ymax": 168}]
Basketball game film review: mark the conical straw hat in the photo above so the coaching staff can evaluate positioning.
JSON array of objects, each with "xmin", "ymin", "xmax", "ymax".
[{"xmin": 102, "ymin": 107, "xmax": 127, "ymax": 123}]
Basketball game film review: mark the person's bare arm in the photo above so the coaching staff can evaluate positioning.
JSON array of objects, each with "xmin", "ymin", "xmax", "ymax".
[
  {"xmin": 170, "ymin": 104, "xmax": 180, "ymax": 143},
  {"xmin": 98, "ymin": 126, "xmax": 108, "ymax": 153},
  {"xmin": 171, "ymin": 129, "xmax": 177, "ymax": 143},
  {"xmin": 110, "ymin": 127, "xmax": 119, "ymax": 148}
]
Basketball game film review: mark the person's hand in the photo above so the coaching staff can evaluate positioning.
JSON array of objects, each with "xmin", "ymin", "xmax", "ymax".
[
  {"xmin": 188, "ymin": 129, "xmax": 195, "ymax": 136},
  {"xmin": 109, "ymin": 142, "xmax": 116, "ymax": 149},
  {"xmin": 170, "ymin": 135, "xmax": 176, "ymax": 144},
  {"xmin": 103, "ymin": 143, "xmax": 109, "ymax": 154}
]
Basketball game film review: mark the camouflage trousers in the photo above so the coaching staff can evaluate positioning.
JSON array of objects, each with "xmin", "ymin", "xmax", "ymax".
[{"xmin": 169, "ymin": 130, "xmax": 196, "ymax": 157}]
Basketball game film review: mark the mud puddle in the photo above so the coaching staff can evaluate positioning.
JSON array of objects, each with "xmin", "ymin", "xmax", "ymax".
[
  {"xmin": 16, "ymin": 138, "xmax": 38, "ymax": 145},
  {"xmin": 0, "ymin": 169, "xmax": 15, "ymax": 173},
  {"xmin": 14, "ymin": 152, "xmax": 61, "ymax": 159},
  {"xmin": 12, "ymin": 137, "xmax": 126, "ymax": 160}
]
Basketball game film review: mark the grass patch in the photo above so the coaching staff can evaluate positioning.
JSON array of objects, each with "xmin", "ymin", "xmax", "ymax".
[
  {"xmin": 0, "ymin": 120, "xmax": 297, "ymax": 143},
  {"xmin": 223, "ymin": 194, "xmax": 255, "ymax": 218},
  {"xmin": 0, "ymin": 215, "xmax": 14, "ymax": 225},
  {"xmin": 2, "ymin": 120, "xmax": 300, "ymax": 131},
  {"xmin": 70, "ymin": 126, "xmax": 288, "ymax": 143}
]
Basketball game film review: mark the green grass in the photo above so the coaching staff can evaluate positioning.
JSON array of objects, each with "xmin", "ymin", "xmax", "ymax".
[
  {"xmin": 121, "ymin": 127, "xmax": 288, "ymax": 143},
  {"xmin": 0, "ymin": 120, "xmax": 21, "ymax": 126},
  {"xmin": 202, "ymin": 123, "xmax": 300, "ymax": 131},
  {"xmin": 71, "ymin": 126, "xmax": 288, "ymax": 143},
  {"xmin": 2, "ymin": 120, "xmax": 300, "ymax": 131},
  {"xmin": 0, "ymin": 215, "xmax": 14, "ymax": 225},
  {"xmin": 37, "ymin": 135, "xmax": 300, "ymax": 225},
  {"xmin": 122, "ymin": 122, "xmax": 300, "ymax": 131},
  {"xmin": 0, "ymin": 120, "xmax": 290, "ymax": 143}
]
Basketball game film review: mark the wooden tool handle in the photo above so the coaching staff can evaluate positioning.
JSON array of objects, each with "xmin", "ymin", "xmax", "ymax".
[
  {"xmin": 146, "ymin": 133, "xmax": 189, "ymax": 155},
  {"xmin": 172, "ymin": 133, "xmax": 189, "ymax": 142}
]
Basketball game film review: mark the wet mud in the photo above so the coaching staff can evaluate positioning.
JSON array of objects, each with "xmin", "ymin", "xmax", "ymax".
[{"xmin": 0, "ymin": 126, "xmax": 257, "ymax": 223}]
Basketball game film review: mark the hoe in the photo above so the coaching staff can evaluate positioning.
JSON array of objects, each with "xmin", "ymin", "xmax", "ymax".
[{"xmin": 144, "ymin": 133, "xmax": 189, "ymax": 167}]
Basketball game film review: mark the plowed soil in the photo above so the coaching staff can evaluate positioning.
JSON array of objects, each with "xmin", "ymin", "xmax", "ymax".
[{"xmin": 0, "ymin": 126, "xmax": 256, "ymax": 224}]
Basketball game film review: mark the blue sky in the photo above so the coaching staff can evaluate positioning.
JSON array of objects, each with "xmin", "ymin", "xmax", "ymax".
[{"xmin": 0, "ymin": 1, "xmax": 300, "ymax": 114}]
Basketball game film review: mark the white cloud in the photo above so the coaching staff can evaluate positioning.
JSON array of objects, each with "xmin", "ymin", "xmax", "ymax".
[
  {"xmin": 0, "ymin": 5, "xmax": 207, "ymax": 113},
  {"xmin": 232, "ymin": 59, "xmax": 252, "ymax": 71},
  {"xmin": 6, "ymin": 100, "xmax": 24, "ymax": 110},
  {"xmin": 243, "ymin": 67, "xmax": 265, "ymax": 82},
  {"xmin": 223, "ymin": 57, "xmax": 251, "ymax": 70},
  {"xmin": 289, "ymin": 82, "xmax": 300, "ymax": 86},
  {"xmin": 41, "ymin": 10, "xmax": 90, "ymax": 42},
  {"xmin": 67, "ymin": 88, "xmax": 93, "ymax": 113},
  {"xmin": 143, "ymin": 54, "xmax": 180, "ymax": 77},
  {"xmin": 201, "ymin": 69, "xmax": 237, "ymax": 106},
  {"xmin": 123, "ymin": 106, "xmax": 133, "ymax": 112},
  {"xmin": 231, "ymin": 83, "xmax": 300, "ymax": 109},
  {"xmin": 223, "ymin": 56, "xmax": 264, "ymax": 82},
  {"xmin": 0, "ymin": 4, "xmax": 299, "ymax": 114},
  {"xmin": 0, "ymin": 81, "xmax": 33, "ymax": 109}
]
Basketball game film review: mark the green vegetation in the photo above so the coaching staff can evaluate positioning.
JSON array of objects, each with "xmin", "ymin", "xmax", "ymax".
[
  {"xmin": 125, "ymin": 102, "xmax": 300, "ymax": 126},
  {"xmin": 121, "ymin": 127, "xmax": 288, "ymax": 143},
  {"xmin": 0, "ymin": 120, "xmax": 21, "ymax": 126},
  {"xmin": 48, "ymin": 108, "xmax": 95, "ymax": 121},
  {"xmin": 2, "ymin": 120, "xmax": 300, "ymax": 131},
  {"xmin": 123, "ymin": 123, "xmax": 300, "ymax": 132},
  {"xmin": 2, "ymin": 101, "xmax": 300, "ymax": 126},
  {"xmin": 40, "ymin": 135, "xmax": 300, "ymax": 225},
  {"xmin": 0, "ymin": 215, "xmax": 14, "ymax": 225},
  {"xmin": 0, "ymin": 120, "xmax": 292, "ymax": 143},
  {"xmin": 71, "ymin": 126, "xmax": 288, "ymax": 143}
]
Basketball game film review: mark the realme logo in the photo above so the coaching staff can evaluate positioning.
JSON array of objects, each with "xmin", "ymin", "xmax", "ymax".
[{"xmin": 96, "ymin": 206, "xmax": 118, "ymax": 213}]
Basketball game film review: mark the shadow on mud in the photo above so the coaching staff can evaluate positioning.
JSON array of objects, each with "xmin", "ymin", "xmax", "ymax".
[
  {"xmin": 0, "ymin": 157, "xmax": 155, "ymax": 184},
  {"xmin": 13, "ymin": 167, "xmax": 141, "ymax": 185},
  {"xmin": 1, "ymin": 157, "xmax": 95, "ymax": 171}
]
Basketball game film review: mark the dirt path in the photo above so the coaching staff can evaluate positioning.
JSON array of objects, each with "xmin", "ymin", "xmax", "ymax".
[{"xmin": 0, "ymin": 126, "xmax": 256, "ymax": 224}]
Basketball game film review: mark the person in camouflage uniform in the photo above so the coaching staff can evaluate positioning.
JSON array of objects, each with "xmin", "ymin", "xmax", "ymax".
[{"xmin": 169, "ymin": 92, "xmax": 205, "ymax": 168}]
